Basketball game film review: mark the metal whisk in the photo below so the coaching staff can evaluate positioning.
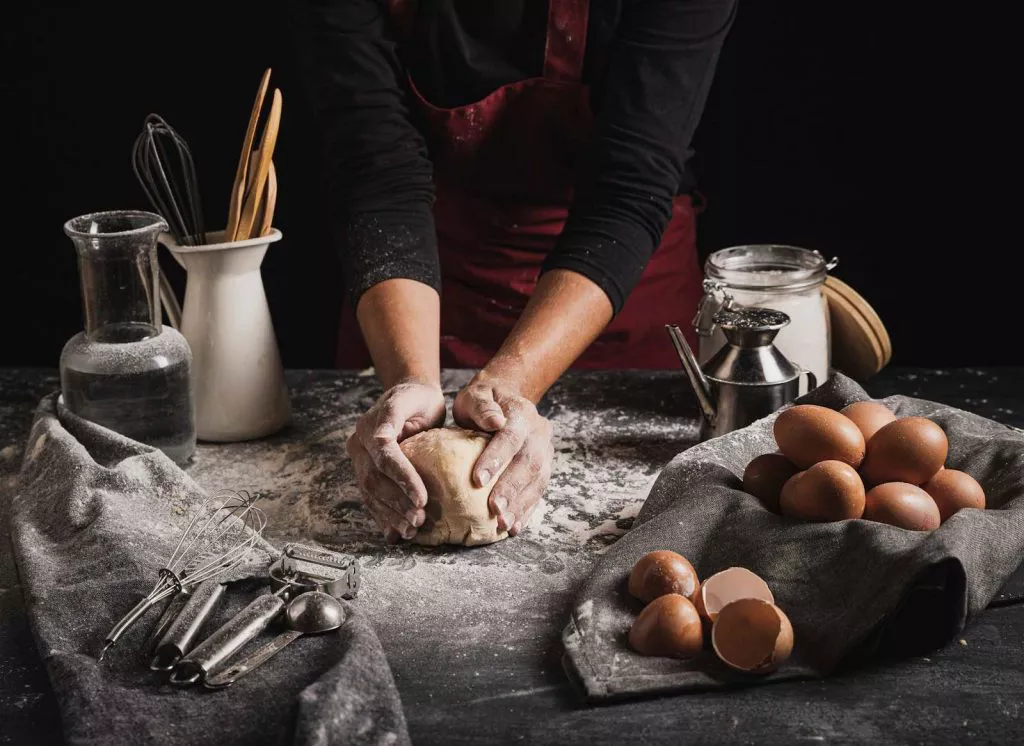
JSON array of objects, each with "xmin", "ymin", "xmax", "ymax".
[
  {"xmin": 131, "ymin": 113, "xmax": 206, "ymax": 246},
  {"xmin": 131, "ymin": 113, "xmax": 206, "ymax": 329},
  {"xmin": 99, "ymin": 491, "xmax": 267, "ymax": 660}
]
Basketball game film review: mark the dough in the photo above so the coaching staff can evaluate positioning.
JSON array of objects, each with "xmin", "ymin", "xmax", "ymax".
[{"xmin": 400, "ymin": 427, "xmax": 508, "ymax": 547}]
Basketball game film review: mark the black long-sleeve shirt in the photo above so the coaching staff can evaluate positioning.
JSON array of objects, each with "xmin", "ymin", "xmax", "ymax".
[{"xmin": 292, "ymin": 0, "xmax": 736, "ymax": 314}]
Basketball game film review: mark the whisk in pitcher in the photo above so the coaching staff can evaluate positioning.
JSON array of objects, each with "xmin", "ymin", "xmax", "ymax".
[{"xmin": 99, "ymin": 490, "xmax": 267, "ymax": 660}]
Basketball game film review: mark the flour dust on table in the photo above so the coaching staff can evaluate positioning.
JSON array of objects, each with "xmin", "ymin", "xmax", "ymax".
[{"xmin": 183, "ymin": 370, "xmax": 699, "ymax": 569}]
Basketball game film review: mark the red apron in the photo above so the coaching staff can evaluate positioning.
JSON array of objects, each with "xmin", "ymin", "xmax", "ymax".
[{"xmin": 337, "ymin": 0, "xmax": 703, "ymax": 370}]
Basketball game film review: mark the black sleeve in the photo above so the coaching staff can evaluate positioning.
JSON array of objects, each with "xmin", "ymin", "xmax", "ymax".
[
  {"xmin": 543, "ymin": 0, "xmax": 738, "ymax": 314},
  {"xmin": 291, "ymin": 0, "xmax": 440, "ymax": 305}
]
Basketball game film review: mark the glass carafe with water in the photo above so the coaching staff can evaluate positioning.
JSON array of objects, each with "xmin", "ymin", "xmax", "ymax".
[{"xmin": 60, "ymin": 210, "xmax": 196, "ymax": 463}]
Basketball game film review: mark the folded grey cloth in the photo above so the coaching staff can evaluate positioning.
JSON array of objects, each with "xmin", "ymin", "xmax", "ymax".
[
  {"xmin": 562, "ymin": 374, "xmax": 1024, "ymax": 701},
  {"xmin": 7, "ymin": 394, "xmax": 409, "ymax": 746}
]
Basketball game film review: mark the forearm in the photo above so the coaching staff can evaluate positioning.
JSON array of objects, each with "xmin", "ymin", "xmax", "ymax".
[
  {"xmin": 356, "ymin": 279, "xmax": 441, "ymax": 389},
  {"xmin": 480, "ymin": 270, "xmax": 613, "ymax": 402}
]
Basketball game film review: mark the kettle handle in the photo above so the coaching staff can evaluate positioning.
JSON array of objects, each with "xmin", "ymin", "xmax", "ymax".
[{"xmin": 799, "ymin": 369, "xmax": 817, "ymax": 395}]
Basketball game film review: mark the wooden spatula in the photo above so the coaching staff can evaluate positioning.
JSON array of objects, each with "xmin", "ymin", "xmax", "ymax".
[
  {"xmin": 245, "ymin": 149, "xmax": 275, "ymax": 237},
  {"xmin": 245, "ymin": 149, "xmax": 278, "ymax": 237},
  {"xmin": 258, "ymin": 161, "xmax": 277, "ymax": 237},
  {"xmin": 236, "ymin": 88, "xmax": 282, "ymax": 241},
  {"xmin": 225, "ymin": 68, "xmax": 271, "ymax": 242}
]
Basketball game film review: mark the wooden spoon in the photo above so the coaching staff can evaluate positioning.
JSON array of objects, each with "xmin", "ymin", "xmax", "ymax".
[
  {"xmin": 236, "ymin": 88, "xmax": 282, "ymax": 241},
  {"xmin": 225, "ymin": 68, "xmax": 271, "ymax": 242}
]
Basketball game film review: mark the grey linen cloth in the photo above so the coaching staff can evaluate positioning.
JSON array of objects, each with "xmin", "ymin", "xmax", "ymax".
[
  {"xmin": 563, "ymin": 374, "xmax": 1024, "ymax": 701},
  {"xmin": 7, "ymin": 394, "xmax": 410, "ymax": 746}
]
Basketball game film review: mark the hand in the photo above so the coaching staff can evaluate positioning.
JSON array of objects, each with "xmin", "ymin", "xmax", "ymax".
[
  {"xmin": 347, "ymin": 380, "xmax": 446, "ymax": 542},
  {"xmin": 453, "ymin": 374, "xmax": 553, "ymax": 536}
]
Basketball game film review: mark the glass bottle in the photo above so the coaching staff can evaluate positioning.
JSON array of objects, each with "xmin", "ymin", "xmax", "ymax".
[
  {"xmin": 60, "ymin": 210, "xmax": 196, "ymax": 464},
  {"xmin": 695, "ymin": 245, "xmax": 837, "ymax": 390}
]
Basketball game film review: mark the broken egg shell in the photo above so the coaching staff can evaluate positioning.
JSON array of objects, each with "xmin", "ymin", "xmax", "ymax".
[
  {"xmin": 863, "ymin": 482, "xmax": 941, "ymax": 531},
  {"xmin": 693, "ymin": 567, "xmax": 774, "ymax": 624},
  {"xmin": 743, "ymin": 453, "xmax": 800, "ymax": 514},
  {"xmin": 779, "ymin": 460, "xmax": 866, "ymax": 522},
  {"xmin": 860, "ymin": 417, "xmax": 948, "ymax": 487},
  {"xmin": 774, "ymin": 404, "xmax": 866, "ymax": 469},
  {"xmin": 628, "ymin": 593, "xmax": 704, "ymax": 658},
  {"xmin": 922, "ymin": 469, "xmax": 986, "ymax": 523},
  {"xmin": 712, "ymin": 598, "xmax": 794, "ymax": 674},
  {"xmin": 628, "ymin": 550, "xmax": 699, "ymax": 604},
  {"xmin": 841, "ymin": 401, "xmax": 897, "ymax": 443}
]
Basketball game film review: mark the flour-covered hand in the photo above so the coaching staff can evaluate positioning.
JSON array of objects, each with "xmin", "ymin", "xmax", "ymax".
[
  {"xmin": 347, "ymin": 380, "xmax": 446, "ymax": 542},
  {"xmin": 453, "ymin": 375, "xmax": 552, "ymax": 536}
]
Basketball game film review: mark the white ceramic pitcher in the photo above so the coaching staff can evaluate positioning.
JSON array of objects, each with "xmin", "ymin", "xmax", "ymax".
[{"xmin": 158, "ymin": 229, "xmax": 290, "ymax": 442}]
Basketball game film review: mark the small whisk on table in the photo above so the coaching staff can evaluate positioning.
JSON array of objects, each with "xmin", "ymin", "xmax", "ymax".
[{"xmin": 99, "ymin": 490, "xmax": 267, "ymax": 660}]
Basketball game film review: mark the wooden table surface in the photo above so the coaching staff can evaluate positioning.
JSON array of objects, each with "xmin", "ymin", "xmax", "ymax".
[{"xmin": 2, "ymin": 367, "xmax": 1023, "ymax": 745}]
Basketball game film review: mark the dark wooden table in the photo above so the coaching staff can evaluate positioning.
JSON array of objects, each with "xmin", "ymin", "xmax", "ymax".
[{"xmin": 2, "ymin": 367, "xmax": 1023, "ymax": 745}]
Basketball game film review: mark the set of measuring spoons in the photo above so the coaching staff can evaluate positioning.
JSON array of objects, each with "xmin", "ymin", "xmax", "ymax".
[{"xmin": 147, "ymin": 543, "xmax": 360, "ymax": 690}]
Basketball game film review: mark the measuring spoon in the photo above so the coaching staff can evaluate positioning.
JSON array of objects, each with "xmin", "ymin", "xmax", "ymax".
[{"xmin": 203, "ymin": 591, "xmax": 346, "ymax": 689}]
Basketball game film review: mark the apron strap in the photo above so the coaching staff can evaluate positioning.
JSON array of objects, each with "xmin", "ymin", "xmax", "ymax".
[{"xmin": 543, "ymin": 0, "xmax": 590, "ymax": 83}]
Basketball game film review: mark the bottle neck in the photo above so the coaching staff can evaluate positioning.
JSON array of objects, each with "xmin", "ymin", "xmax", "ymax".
[{"xmin": 76, "ymin": 243, "xmax": 162, "ymax": 343}]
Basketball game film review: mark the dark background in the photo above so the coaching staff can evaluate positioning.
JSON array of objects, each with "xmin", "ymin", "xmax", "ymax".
[{"xmin": 2, "ymin": 2, "xmax": 1019, "ymax": 369}]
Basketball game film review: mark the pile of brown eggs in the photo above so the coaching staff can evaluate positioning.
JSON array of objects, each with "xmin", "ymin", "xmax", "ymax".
[
  {"xmin": 743, "ymin": 402, "xmax": 986, "ymax": 529},
  {"xmin": 627, "ymin": 551, "xmax": 793, "ymax": 674}
]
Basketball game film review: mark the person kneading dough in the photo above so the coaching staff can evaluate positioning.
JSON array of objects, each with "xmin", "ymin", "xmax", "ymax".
[{"xmin": 297, "ymin": 1, "xmax": 737, "ymax": 543}]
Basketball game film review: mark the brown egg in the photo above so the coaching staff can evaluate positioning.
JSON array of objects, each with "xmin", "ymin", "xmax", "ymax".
[
  {"xmin": 628, "ymin": 550, "xmax": 699, "ymax": 604},
  {"xmin": 860, "ymin": 417, "xmax": 948, "ymax": 486},
  {"xmin": 628, "ymin": 593, "xmax": 704, "ymax": 658},
  {"xmin": 841, "ymin": 401, "xmax": 897, "ymax": 443},
  {"xmin": 863, "ymin": 482, "xmax": 941, "ymax": 531},
  {"xmin": 743, "ymin": 453, "xmax": 800, "ymax": 513},
  {"xmin": 712, "ymin": 598, "xmax": 794, "ymax": 674},
  {"xmin": 693, "ymin": 567, "xmax": 774, "ymax": 624},
  {"xmin": 774, "ymin": 405, "xmax": 866, "ymax": 469},
  {"xmin": 922, "ymin": 469, "xmax": 986, "ymax": 522},
  {"xmin": 779, "ymin": 460, "xmax": 866, "ymax": 522}
]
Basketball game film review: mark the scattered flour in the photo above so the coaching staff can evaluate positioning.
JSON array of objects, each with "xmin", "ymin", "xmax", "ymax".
[{"xmin": 183, "ymin": 372, "xmax": 700, "ymax": 565}]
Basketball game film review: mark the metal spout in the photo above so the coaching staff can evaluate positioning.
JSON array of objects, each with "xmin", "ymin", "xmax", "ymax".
[{"xmin": 665, "ymin": 325, "xmax": 717, "ymax": 426}]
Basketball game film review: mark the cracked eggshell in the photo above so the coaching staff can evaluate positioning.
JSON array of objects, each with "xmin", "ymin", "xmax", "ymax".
[
  {"xmin": 628, "ymin": 593, "xmax": 704, "ymax": 658},
  {"xmin": 628, "ymin": 550, "xmax": 699, "ymax": 604},
  {"xmin": 712, "ymin": 598, "xmax": 794, "ymax": 674},
  {"xmin": 693, "ymin": 567, "xmax": 774, "ymax": 624}
]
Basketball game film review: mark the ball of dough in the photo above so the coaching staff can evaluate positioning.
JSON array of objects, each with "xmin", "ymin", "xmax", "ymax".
[{"xmin": 400, "ymin": 427, "xmax": 509, "ymax": 546}]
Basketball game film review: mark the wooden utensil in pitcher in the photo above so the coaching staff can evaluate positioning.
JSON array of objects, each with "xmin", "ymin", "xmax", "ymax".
[
  {"xmin": 236, "ymin": 88, "xmax": 282, "ymax": 241},
  {"xmin": 258, "ymin": 161, "xmax": 277, "ymax": 237},
  {"xmin": 246, "ymin": 149, "xmax": 278, "ymax": 238},
  {"xmin": 225, "ymin": 68, "xmax": 271, "ymax": 242}
]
